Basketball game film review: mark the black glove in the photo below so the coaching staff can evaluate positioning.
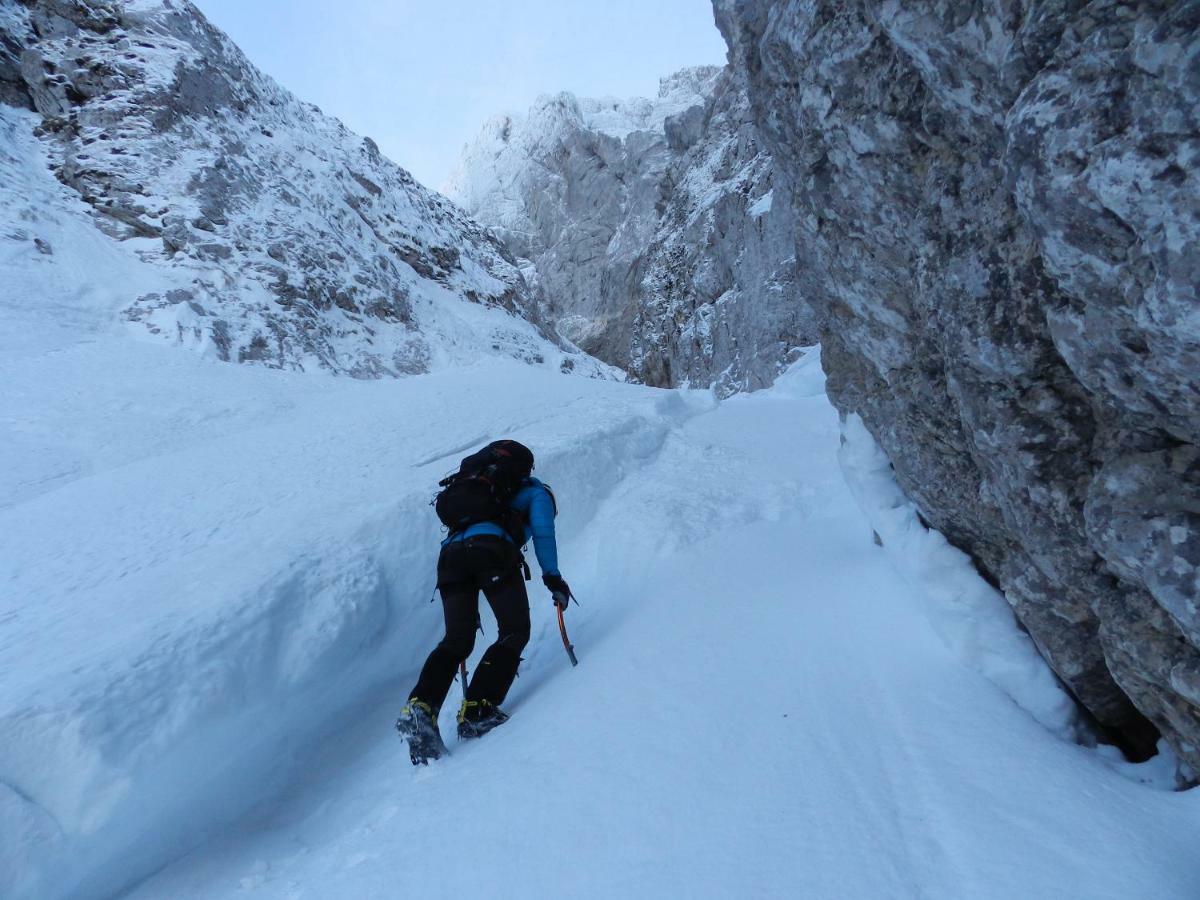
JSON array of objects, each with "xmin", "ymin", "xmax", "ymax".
[{"xmin": 543, "ymin": 573, "xmax": 572, "ymax": 609}]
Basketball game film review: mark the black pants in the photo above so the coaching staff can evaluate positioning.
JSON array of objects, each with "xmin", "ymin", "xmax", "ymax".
[{"xmin": 409, "ymin": 535, "xmax": 531, "ymax": 713}]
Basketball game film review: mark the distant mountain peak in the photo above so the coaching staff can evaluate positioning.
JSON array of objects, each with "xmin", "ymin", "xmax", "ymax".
[{"xmin": 445, "ymin": 65, "xmax": 815, "ymax": 396}]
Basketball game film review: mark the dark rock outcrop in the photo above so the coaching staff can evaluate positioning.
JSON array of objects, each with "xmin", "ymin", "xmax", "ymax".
[
  {"xmin": 715, "ymin": 0, "xmax": 1200, "ymax": 769},
  {"xmin": 0, "ymin": 3, "xmax": 32, "ymax": 109}
]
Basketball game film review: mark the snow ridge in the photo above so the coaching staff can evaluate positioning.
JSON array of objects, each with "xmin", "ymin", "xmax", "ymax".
[{"xmin": 838, "ymin": 413, "xmax": 1081, "ymax": 740}]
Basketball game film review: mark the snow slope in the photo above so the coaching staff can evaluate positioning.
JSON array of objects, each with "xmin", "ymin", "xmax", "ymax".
[
  {"xmin": 0, "ymin": 97, "xmax": 634, "ymax": 900},
  {"xmin": 0, "ymin": 352, "xmax": 687, "ymax": 900},
  {"xmin": 2, "ymin": 92, "xmax": 1197, "ymax": 894},
  {"xmin": 95, "ymin": 355, "xmax": 1196, "ymax": 900}
]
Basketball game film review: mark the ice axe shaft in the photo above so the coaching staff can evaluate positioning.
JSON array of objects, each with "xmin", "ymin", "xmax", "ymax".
[
  {"xmin": 555, "ymin": 601, "xmax": 578, "ymax": 667},
  {"xmin": 459, "ymin": 616, "xmax": 481, "ymax": 696}
]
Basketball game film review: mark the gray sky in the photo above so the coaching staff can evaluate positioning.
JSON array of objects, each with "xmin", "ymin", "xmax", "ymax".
[{"xmin": 192, "ymin": 0, "xmax": 728, "ymax": 191}]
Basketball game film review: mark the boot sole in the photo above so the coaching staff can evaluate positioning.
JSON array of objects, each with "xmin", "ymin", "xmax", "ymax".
[
  {"xmin": 396, "ymin": 716, "xmax": 447, "ymax": 765},
  {"xmin": 457, "ymin": 713, "xmax": 509, "ymax": 742}
]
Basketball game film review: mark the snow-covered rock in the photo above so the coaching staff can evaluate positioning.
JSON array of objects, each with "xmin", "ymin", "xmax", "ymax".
[
  {"xmin": 0, "ymin": 0, "xmax": 608, "ymax": 378},
  {"xmin": 6, "ymin": 2, "xmax": 1198, "ymax": 897},
  {"xmin": 445, "ymin": 66, "xmax": 816, "ymax": 395},
  {"xmin": 715, "ymin": 0, "xmax": 1200, "ymax": 771}
]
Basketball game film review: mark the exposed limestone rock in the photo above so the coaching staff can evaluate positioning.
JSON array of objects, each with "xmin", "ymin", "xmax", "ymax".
[
  {"xmin": 715, "ymin": 0, "xmax": 1200, "ymax": 768},
  {"xmin": 446, "ymin": 67, "xmax": 817, "ymax": 395}
]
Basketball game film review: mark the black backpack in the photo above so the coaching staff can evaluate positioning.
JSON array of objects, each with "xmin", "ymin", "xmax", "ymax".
[{"xmin": 434, "ymin": 440, "xmax": 534, "ymax": 540}]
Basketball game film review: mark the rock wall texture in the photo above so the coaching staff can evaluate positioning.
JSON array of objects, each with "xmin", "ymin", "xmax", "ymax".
[
  {"xmin": 715, "ymin": 0, "xmax": 1200, "ymax": 768},
  {"xmin": 445, "ymin": 67, "xmax": 817, "ymax": 395},
  {"xmin": 0, "ymin": 0, "xmax": 602, "ymax": 377}
]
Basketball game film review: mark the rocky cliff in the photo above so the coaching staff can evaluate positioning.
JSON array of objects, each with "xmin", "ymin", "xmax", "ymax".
[
  {"xmin": 715, "ymin": 0, "xmax": 1200, "ymax": 771},
  {"xmin": 0, "ymin": 0, "xmax": 605, "ymax": 378},
  {"xmin": 445, "ymin": 66, "xmax": 816, "ymax": 395}
]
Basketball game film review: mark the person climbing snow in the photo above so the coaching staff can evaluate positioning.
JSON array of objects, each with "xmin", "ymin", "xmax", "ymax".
[{"xmin": 396, "ymin": 439, "xmax": 572, "ymax": 765}]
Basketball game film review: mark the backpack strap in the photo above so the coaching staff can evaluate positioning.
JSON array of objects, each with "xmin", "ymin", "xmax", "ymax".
[{"xmin": 541, "ymin": 483, "xmax": 558, "ymax": 516}]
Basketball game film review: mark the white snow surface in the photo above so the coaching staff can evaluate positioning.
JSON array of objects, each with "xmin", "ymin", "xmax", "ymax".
[
  {"xmin": 837, "ymin": 413, "xmax": 1082, "ymax": 740},
  {"xmin": 3, "ymin": 295, "xmax": 1198, "ymax": 898},
  {"xmin": 5, "ymin": 12, "xmax": 1196, "ymax": 897},
  {"xmin": 574, "ymin": 67, "xmax": 724, "ymax": 140},
  {"xmin": 2, "ymin": 119, "xmax": 1197, "ymax": 895},
  {"xmin": 749, "ymin": 187, "xmax": 774, "ymax": 218}
]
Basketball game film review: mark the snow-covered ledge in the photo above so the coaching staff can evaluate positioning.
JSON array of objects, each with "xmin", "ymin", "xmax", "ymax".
[
  {"xmin": 838, "ymin": 411, "xmax": 1191, "ymax": 786},
  {"xmin": 837, "ymin": 412, "xmax": 1081, "ymax": 739}
]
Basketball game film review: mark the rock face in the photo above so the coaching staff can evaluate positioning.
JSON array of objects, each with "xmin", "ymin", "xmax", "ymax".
[
  {"xmin": 0, "ymin": 0, "xmax": 603, "ymax": 378},
  {"xmin": 445, "ymin": 67, "xmax": 816, "ymax": 395},
  {"xmin": 0, "ymin": 4, "xmax": 31, "ymax": 109},
  {"xmin": 715, "ymin": 0, "xmax": 1200, "ymax": 768}
]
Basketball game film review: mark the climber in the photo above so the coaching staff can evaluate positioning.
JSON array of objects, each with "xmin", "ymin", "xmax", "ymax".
[{"xmin": 395, "ymin": 439, "xmax": 572, "ymax": 765}]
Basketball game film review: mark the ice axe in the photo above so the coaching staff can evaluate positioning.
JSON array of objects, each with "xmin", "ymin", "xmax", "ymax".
[{"xmin": 553, "ymin": 592, "xmax": 578, "ymax": 667}]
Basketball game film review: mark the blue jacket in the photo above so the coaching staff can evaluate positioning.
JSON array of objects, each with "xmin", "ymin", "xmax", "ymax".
[{"xmin": 441, "ymin": 477, "xmax": 559, "ymax": 576}]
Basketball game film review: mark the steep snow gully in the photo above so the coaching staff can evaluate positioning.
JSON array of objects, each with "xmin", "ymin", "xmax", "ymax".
[
  {"xmin": 8, "ymin": 354, "xmax": 1188, "ymax": 900},
  {"xmin": 5, "ymin": 2, "xmax": 1199, "ymax": 896},
  {"xmin": 1, "ymin": 362, "xmax": 699, "ymax": 900}
]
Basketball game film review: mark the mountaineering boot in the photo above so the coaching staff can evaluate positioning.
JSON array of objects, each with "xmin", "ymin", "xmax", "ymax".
[
  {"xmin": 396, "ymin": 699, "xmax": 447, "ymax": 765},
  {"xmin": 457, "ymin": 698, "xmax": 510, "ymax": 741}
]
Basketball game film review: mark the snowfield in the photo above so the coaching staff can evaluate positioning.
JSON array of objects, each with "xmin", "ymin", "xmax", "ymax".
[
  {"xmin": 4, "ymin": 333, "xmax": 1198, "ymax": 897},
  {"xmin": 1, "ymin": 354, "xmax": 687, "ymax": 900},
  {"xmin": 2, "ymin": 100, "xmax": 1198, "ymax": 900}
]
